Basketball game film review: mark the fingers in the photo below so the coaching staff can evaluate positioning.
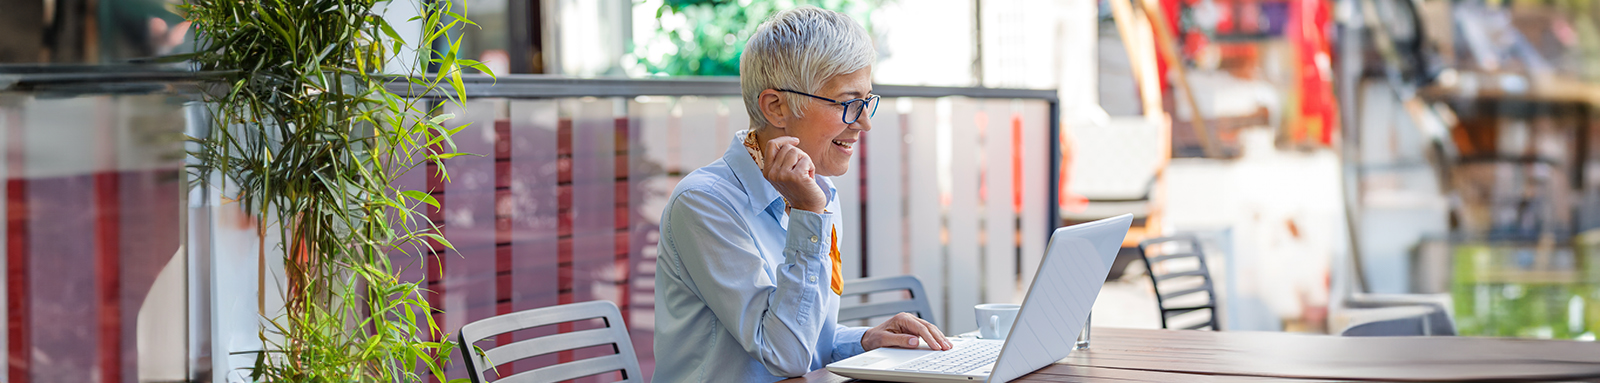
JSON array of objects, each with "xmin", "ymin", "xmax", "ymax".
[
  {"xmin": 764, "ymin": 138, "xmax": 815, "ymax": 180},
  {"xmin": 897, "ymin": 313, "xmax": 949, "ymax": 351},
  {"xmin": 866, "ymin": 313, "xmax": 955, "ymax": 351},
  {"xmin": 916, "ymin": 317, "xmax": 952, "ymax": 350},
  {"xmin": 763, "ymin": 136, "xmax": 801, "ymax": 163},
  {"xmin": 790, "ymin": 150, "xmax": 815, "ymax": 177},
  {"xmin": 899, "ymin": 334, "xmax": 921, "ymax": 348},
  {"xmin": 766, "ymin": 143, "xmax": 800, "ymax": 176}
]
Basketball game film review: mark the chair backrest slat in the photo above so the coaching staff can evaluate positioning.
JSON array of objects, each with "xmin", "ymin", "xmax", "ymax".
[
  {"xmin": 496, "ymin": 354, "xmax": 633, "ymax": 383},
  {"xmin": 461, "ymin": 301, "xmax": 618, "ymax": 341},
  {"xmin": 1161, "ymin": 305, "xmax": 1213, "ymax": 317},
  {"xmin": 839, "ymin": 275, "xmax": 938, "ymax": 327},
  {"xmin": 1158, "ymin": 285, "xmax": 1212, "ymax": 302},
  {"xmin": 458, "ymin": 300, "xmax": 642, "ymax": 383},
  {"xmin": 839, "ymin": 300, "xmax": 924, "ymax": 324},
  {"xmin": 1152, "ymin": 269, "xmax": 1208, "ymax": 282},
  {"xmin": 1146, "ymin": 252, "xmax": 1203, "ymax": 264},
  {"xmin": 482, "ymin": 328, "xmax": 617, "ymax": 367}
]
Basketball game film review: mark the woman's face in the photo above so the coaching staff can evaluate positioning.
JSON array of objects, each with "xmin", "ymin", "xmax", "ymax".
[{"xmin": 780, "ymin": 67, "xmax": 873, "ymax": 177}]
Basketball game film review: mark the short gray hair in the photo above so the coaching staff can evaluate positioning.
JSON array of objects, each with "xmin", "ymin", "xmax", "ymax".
[{"xmin": 740, "ymin": 6, "xmax": 875, "ymax": 129}]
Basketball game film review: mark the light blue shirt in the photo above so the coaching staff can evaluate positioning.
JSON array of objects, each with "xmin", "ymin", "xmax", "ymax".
[{"xmin": 653, "ymin": 130, "xmax": 868, "ymax": 382}]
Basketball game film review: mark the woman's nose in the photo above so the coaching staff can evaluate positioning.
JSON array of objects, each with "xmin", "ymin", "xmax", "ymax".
[{"xmin": 852, "ymin": 117, "xmax": 872, "ymax": 132}]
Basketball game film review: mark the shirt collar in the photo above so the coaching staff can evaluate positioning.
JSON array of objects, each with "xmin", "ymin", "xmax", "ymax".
[
  {"xmin": 725, "ymin": 130, "xmax": 839, "ymax": 214},
  {"xmin": 726, "ymin": 130, "xmax": 785, "ymax": 213}
]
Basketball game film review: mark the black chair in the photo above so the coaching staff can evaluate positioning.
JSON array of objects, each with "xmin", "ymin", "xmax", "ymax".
[
  {"xmin": 1340, "ymin": 300, "xmax": 1457, "ymax": 337},
  {"xmin": 839, "ymin": 275, "xmax": 938, "ymax": 327},
  {"xmin": 458, "ymin": 300, "xmax": 643, "ymax": 383},
  {"xmin": 1138, "ymin": 235, "xmax": 1221, "ymax": 330}
]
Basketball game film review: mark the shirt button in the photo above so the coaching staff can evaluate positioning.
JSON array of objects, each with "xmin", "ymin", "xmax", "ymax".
[
  {"xmin": 810, "ymin": 235, "xmax": 819, "ymax": 243},
  {"xmin": 809, "ymin": 275, "xmax": 818, "ymax": 282}
]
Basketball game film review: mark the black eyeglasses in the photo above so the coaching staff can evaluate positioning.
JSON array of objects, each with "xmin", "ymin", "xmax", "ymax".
[{"xmin": 776, "ymin": 89, "xmax": 880, "ymax": 124}]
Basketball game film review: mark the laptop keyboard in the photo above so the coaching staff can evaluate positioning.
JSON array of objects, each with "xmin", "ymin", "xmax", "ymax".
[{"xmin": 892, "ymin": 340, "xmax": 1001, "ymax": 374}]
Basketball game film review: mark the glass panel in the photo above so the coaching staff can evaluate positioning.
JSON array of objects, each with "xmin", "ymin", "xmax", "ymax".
[
  {"xmin": 674, "ymin": 97, "xmax": 725, "ymax": 173},
  {"xmin": 121, "ymin": 155, "xmax": 186, "ymax": 383},
  {"xmin": 722, "ymin": 97, "xmax": 749, "ymax": 146},
  {"xmin": 947, "ymin": 97, "xmax": 983, "ymax": 334},
  {"xmin": 836, "ymin": 119, "xmax": 865, "ymax": 282},
  {"xmin": 906, "ymin": 98, "xmax": 946, "ymax": 326},
  {"xmin": 981, "ymin": 99, "xmax": 1019, "ymax": 306},
  {"xmin": 625, "ymin": 96, "xmax": 672, "ymax": 378},
  {"xmin": 862, "ymin": 98, "xmax": 908, "ymax": 326},
  {"xmin": 27, "ymin": 152, "xmax": 99, "ymax": 383},
  {"xmin": 435, "ymin": 99, "xmax": 503, "ymax": 381},
  {"xmin": 507, "ymin": 99, "xmax": 561, "ymax": 374},
  {"xmin": 1019, "ymin": 100, "xmax": 1052, "ymax": 297},
  {"xmin": 0, "ymin": 92, "xmax": 189, "ymax": 383},
  {"xmin": 566, "ymin": 97, "xmax": 621, "ymax": 382}
]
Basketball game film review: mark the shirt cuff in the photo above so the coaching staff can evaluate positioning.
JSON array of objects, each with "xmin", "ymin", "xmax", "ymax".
[
  {"xmin": 832, "ymin": 326, "xmax": 870, "ymax": 362},
  {"xmin": 784, "ymin": 208, "xmax": 831, "ymax": 258}
]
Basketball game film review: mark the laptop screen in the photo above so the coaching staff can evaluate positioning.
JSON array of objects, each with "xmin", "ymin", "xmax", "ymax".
[{"xmin": 988, "ymin": 214, "xmax": 1131, "ymax": 383}]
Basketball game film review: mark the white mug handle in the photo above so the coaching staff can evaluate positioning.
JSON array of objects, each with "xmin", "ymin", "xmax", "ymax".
[{"xmin": 989, "ymin": 314, "xmax": 999, "ymax": 337}]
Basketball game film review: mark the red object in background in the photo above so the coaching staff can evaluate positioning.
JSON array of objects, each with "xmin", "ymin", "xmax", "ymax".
[
  {"xmin": 1292, "ymin": 0, "xmax": 1338, "ymax": 145},
  {"xmin": 1167, "ymin": 0, "xmax": 1339, "ymax": 147},
  {"xmin": 1155, "ymin": 0, "xmax": 1181, "ymax": 90}
]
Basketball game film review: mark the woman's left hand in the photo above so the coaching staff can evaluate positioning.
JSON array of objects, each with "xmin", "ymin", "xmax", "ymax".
[{"xmin": 862, "ymin": 312, "xmax": 952, "ymax": 351}]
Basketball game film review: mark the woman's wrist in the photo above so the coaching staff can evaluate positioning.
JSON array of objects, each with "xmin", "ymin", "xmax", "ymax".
[{"xmin": 788, "ymin": 202, "xmax": 825, "ymax": 214}]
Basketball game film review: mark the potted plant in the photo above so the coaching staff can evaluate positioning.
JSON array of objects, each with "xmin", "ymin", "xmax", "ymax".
[{"xmin": 179, "ymin": 0, "xmax": 493, "ymax": 380}]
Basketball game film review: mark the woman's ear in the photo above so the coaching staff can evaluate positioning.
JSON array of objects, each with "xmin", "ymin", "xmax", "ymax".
[{"xmin": 758, "ymin": 89, "xmax": 789, "ymax": 130}]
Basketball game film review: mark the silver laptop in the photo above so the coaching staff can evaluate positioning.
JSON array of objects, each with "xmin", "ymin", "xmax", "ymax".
[{"xmin": 826, "ymin": 214, "xmax": 1132, "ymax": 383}]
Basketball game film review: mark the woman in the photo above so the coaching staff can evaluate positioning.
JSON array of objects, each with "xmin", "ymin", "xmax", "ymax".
[{"xmin": 652, "ymin": 6, "xmax": 952, "ymax": 382}]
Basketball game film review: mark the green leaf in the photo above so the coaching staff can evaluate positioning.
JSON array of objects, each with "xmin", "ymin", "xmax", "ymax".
[
  {"xmin": 444, "ymin": 9, "xmax": 479, "ymax": 28},
  {"xmin": 445, "ymin": 55, "xmax": 465, "ymax": 102},
  {"xmin": 419, "ymin": 233, "xmax": 455, "ymax": 250},
  {"xmin": 400, "ymin": 190, "xmax": 439, "ymax": 208},
  {"xmin": 457, "ymin": 59, "xmax": 497, "ymax": 78},
  {"xmin": 429, "ymin": 113, "xmax": 456, "ymax": 125},
  {"xmin": 377, "ymin": 18, "xmax": 404, "ymax": 46}
]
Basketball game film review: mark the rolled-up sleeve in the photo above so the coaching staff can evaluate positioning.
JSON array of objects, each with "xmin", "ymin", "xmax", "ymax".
[{"xmin": 664, "ymin": 188, "xmax": 835, "ymax": 377}]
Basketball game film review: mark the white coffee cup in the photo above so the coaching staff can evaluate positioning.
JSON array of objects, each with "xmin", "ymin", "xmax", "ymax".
[{"xmin": 974, "ymin": 303, "xmax": 1021, "ymax": 339}]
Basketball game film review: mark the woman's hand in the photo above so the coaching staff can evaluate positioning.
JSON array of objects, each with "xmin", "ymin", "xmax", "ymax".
[
  {"xmin": 862, "ymin": 313, "xmax": 953, "ymax": 351},
  {"xmin": 762, "ymin": 136, "xmax": 828, "ymax": 213}
]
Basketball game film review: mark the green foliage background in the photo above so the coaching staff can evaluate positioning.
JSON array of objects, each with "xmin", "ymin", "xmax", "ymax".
[{"xmin": 634, "ymin": 0, "xmax": 878, "ymax": 76}]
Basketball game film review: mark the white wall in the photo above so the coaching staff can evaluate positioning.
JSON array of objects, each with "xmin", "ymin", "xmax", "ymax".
[{"xmin": 1162, "ymin": 128, "xmax": 1346, "ymax": 332}]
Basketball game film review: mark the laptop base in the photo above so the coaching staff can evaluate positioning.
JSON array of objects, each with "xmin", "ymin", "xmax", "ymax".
[{"xmin": 827, "ymin": 338, "xmax": 997, "ymax": 382}]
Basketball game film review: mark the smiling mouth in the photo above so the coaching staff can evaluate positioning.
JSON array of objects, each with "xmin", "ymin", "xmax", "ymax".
[{"xmin": 832, "ymin": 140, "xmax": 853, "ymax": 149}]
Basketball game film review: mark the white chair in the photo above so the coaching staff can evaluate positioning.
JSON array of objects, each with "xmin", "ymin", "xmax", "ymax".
[
  {"xmin": 458, "ymin": 300, "xmax": 642, "ymax": 383},
  {"xmin": 839, "ymin": 275, "xmax": 938, "ymax": 327}
]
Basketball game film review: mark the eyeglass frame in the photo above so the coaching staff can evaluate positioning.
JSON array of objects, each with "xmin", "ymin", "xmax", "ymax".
[{"xmin": 775, "ymin": 89, "xmax": 880, "ymax": 124}]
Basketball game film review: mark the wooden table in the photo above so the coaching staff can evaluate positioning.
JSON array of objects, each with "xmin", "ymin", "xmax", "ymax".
[{"xmin": 781, "ymin": 327, "xmax": 1600, "ymax": 382}]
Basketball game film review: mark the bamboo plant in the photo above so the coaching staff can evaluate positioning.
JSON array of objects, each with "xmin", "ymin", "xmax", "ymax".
[{"xmin": 178, "ymin": 0, "xmax": 492, "ymax": 381}]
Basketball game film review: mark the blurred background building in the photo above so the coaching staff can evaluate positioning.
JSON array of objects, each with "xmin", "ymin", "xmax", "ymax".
[{"xmin": 2, "ymin": 0, "xmax": 1600, "ymax": 382}]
